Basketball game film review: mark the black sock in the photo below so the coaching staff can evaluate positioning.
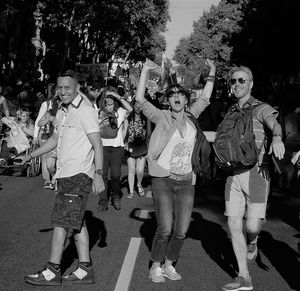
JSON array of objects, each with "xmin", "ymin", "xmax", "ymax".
[{"xmin": 48, "ymin": 261, "xmax": 60, "ymax": 270}]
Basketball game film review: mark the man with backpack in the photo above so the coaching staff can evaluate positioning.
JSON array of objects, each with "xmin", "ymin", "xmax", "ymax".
[{"xmin": 217, "ymin": 66, "xmax": 285, "ymax": 291}]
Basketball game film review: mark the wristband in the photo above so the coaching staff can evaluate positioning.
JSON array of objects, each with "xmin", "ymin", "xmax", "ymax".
[
  {"xmin": 28, "ymin": 153, "xmax": 33, "ymax": 160},
  {"xmin": 273, "ymin": 134, "xmax": 282, "ymax": 138}
]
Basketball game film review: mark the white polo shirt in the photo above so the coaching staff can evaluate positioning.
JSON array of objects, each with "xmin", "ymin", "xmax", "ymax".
[{"xmin": 53, "ymin": 95, "xmax": 100, "ymax": 179}]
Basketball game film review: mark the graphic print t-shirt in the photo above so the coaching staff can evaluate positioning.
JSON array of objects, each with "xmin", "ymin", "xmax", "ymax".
[{"xmin": 157, "ymin": 121, "xmax": 196, "ymax": 175}]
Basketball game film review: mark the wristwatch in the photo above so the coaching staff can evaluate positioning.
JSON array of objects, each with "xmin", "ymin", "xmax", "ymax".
[{"xmin": 95, "ymin": 169, "xmax": 103, "ymax": 176}]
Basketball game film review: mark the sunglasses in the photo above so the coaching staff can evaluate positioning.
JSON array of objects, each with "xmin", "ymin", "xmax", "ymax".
[
  {"xmin": 88, "ymin": 86, "xmax": 99, "ymax": 91},
  {"xmin": 166, "ymin": 89, "xmax": 186, "ymax": 98},
  {"xmin": 230, "ymin": 78, "xmax": 251, "ymax": 86}
]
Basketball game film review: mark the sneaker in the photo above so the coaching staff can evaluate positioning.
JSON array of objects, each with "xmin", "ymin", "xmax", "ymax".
[
  {"xmin": 49, "ymin": 183, "xmax": 55, "ymax": 190},
  {"xmin": 24, "ymin": 263, "xmax": 61, "ymax": 286},
  {"xmin": 162, "ymin": 265, "xmax": 182, "ymax": 280},
  {"xmin": 44, "ymin": 182, "xmax": 52, "ymax": 189},
  {"xmin": 137, "ymin": 185, "xmax": 145, "ymax": 197},
  {"xmin": 247, "ymin": 242, "xmax": 258, "ymax": 262},
  {"xmin": 222, "ymin": 276, "xmax": 253, "ymax": 291},
  {"xmin": 112, "ymin": 198, "xmax": 121, "ymax": 210},
  {"xmin": 127, "ymin": 192, "xmax": 134, "ymax": 198},
  {"xmin": 63, "ymin": 264, "xmax": 95, "ymax": 284},
  {"xmin": 149, "ymin": 266, "xmax": 165, "ymax": 283}
]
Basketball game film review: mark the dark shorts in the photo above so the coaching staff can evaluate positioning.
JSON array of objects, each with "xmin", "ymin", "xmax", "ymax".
[{"xmin": 51, "ymin": 173, "xmax": 92, "ymax": 231}]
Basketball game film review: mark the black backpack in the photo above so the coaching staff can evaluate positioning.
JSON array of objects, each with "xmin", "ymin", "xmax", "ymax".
[
  {"xmin": 187, "ymin": 113, "xmax": 211, "ymax": 178},
  {"xmin": 213, "ymin": 101, "xmax": 264, "ymax": 173}
]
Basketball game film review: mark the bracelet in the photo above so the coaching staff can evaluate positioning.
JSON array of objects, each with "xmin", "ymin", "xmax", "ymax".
[
  {"xmin": 205, "ymin": 75, "xmax": 216, "ymax": 82},
  {"xmin": 273, "ymin": 134, "xmax": 282, "ymax": 138},
  {"xmin": 205, "ymin": 77, "xmax": 215, "ymax": 82},
  {"xmin": 28, "ymin": 153, "xmax": 33, "ymax": 160}
]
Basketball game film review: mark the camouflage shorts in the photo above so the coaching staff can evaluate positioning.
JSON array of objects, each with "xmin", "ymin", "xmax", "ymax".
[{"xmin": 51, "ymin": 173, "xmax": 92, "ymax": 231}]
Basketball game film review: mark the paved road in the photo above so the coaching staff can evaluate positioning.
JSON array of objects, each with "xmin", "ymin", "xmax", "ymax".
[{"xmin": 0, "ymin": 166, "xmax": 299, "ymax": 291}]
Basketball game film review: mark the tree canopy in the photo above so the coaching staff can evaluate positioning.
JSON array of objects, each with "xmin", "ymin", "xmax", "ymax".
[
  {"xmin": 0, "ymin": 0, "xmax": 169, "ymax": 80},
  {"xmin": 174, "ymin": 0, "xmax": 300, "ymax": 100}
]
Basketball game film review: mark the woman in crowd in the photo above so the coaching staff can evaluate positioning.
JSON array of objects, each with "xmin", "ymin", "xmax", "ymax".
[
  {"xmin": 33, "ymin": 87, "xmax": 60, "ymax": 190},
  {"xmin": 97, "ymin": 86, "xmax": 133, "ymax": 211},
  {"xmin": 135, "ymin": 58, "xmax": 216, "ymax": 283},
  {"xmin": 0, "ymin": 107, "xmax": 34, "ymax": 165},
  {"xmin": 124, "ymin": 100, "xmax": 150, "ymax": 198}
]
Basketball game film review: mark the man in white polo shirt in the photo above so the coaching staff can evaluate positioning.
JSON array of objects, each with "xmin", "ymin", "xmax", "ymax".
[{"xmin": 20, "ymin": 70, "xmax": 104, "ymax": 286}]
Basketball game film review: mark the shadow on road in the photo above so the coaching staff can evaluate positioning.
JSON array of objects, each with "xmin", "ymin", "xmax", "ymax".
[
  {"xmin": 258, "ymin": 230, "xmax": 300, "ymax": 290},
  {"xmin": 267, "ymin": 194, "xmax": 300, "ymax": 232},
  {"xmin": 60, "ymin": 210, "xmax": 107, "ymax": 274},
  {"xmin": 129, "ymin": 208, "xmax": 156, "ymax": 253},
  {"xmin": 129, "ymin": 207, "xmax": 237, "ymax": 278},
  {"xmin": 187, "ymin": 212, "xmax": 237, "ymax": 278}
]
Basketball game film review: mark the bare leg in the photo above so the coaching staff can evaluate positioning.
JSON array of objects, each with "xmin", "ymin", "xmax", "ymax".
[
  {"xmin": 127, "ymin": 157, "xmax": 136, "ymax": 194},
  {"xmin": 41, "ymin": 154, "xmax": 50, "ymax": 183},
  {"xmin": 46, "ymin": 157, "xmax": 56, "ymax": 180},
  {"xmin": 246, "ymin": 217, "xmax": 261, "ymax": 243},
  {"xmin": 136, "ymin": 157, "xmax": 146, "ymax": 188},
  {"xmin": 74, "ymin": 226, "xmax": 90, "ymax": 262},
  {"xmin": 227, "ymin": 216, "xmax": 250, "ymax": 280},
  {"xmin": 49, "ymin": 226, "xmax": 67, "ymax": 264}
]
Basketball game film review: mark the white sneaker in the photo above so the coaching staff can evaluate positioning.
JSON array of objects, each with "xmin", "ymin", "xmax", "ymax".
[
  {"xmin": 149, "ymin": 267, "xmax": 165, "ymax": 283},
  {"xmin": 162, "ymin": 265, "xmax": 182, "ymax": 280},
  {"xmin": 44, "ymin": 182, "xmax": 52, "ymax": 189}
]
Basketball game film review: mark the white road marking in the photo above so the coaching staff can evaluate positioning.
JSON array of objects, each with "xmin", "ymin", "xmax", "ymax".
[
  {"xmin": 114, "ymin": 237, "xmax": 142, "ymax": 291},
  {"xmin": 145, "ymin": 190, "xmax": 152, "ymax": 198}
]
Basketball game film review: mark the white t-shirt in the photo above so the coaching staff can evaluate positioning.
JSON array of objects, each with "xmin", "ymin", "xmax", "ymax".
[
  {"xmin": 157, "ymin": 121, "xmax": 196, "ymax": 175},
  {"xmin": 101, "ymin": 107, "xmax": 127, "ymax": 147}
]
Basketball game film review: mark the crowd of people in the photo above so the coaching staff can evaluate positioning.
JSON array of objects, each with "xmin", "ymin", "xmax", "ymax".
[{"xmin": 0, "ymin": 58, "xmax": 299, "ymax": 290}]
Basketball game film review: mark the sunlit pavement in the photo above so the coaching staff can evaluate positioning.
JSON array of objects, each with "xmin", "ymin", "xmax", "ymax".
[{"xmin": 0, "ymin": 164, "xmax": 299, "ymax": 291}]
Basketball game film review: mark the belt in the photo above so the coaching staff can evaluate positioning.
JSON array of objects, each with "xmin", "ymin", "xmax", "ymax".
[{"xmin": 168, "ymin": 172, "xmax": 192, "ymax": 181}]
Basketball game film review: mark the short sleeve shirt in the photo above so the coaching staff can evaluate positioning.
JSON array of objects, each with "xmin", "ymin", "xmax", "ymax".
[
  {"xmin": 244, "ymin": 97, "xmax": 278, "ymax": 165},
  {"xmin": 53, "ymin": 95, "xmax": 100, "ymax": 179}
]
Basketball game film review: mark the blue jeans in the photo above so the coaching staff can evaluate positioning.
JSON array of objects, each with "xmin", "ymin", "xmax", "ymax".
[
  {"xmin": 150, "ymin": 177, "xmax": 194, "ymax": 262},
  {"xmin": 99, "ymin": 146, "xmax": 124, "ymax": 202}
]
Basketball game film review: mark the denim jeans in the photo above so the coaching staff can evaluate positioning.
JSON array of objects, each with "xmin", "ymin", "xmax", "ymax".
[
  {"xmin": 150, "ymin": 176, "xmax": 194, "ymax": 262},
  {"xmin": 99, "ymin": 146, "xmax": 124, "ymax": 202}
]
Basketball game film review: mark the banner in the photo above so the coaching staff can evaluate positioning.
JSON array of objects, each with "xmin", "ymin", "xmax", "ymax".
[{"xmin": 75, "ymin": 63, "xmax": 108, "ymax": 83}]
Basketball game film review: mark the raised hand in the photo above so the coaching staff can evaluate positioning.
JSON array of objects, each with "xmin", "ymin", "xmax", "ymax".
[{"xmin": 204, "ymin": 58, "xmax": 216, "ymax": 71}]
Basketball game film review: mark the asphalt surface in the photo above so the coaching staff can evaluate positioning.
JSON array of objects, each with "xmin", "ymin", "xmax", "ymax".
[{"xmin": 0, "ymin": 164, "xmax": 299, "ymax": 291}]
